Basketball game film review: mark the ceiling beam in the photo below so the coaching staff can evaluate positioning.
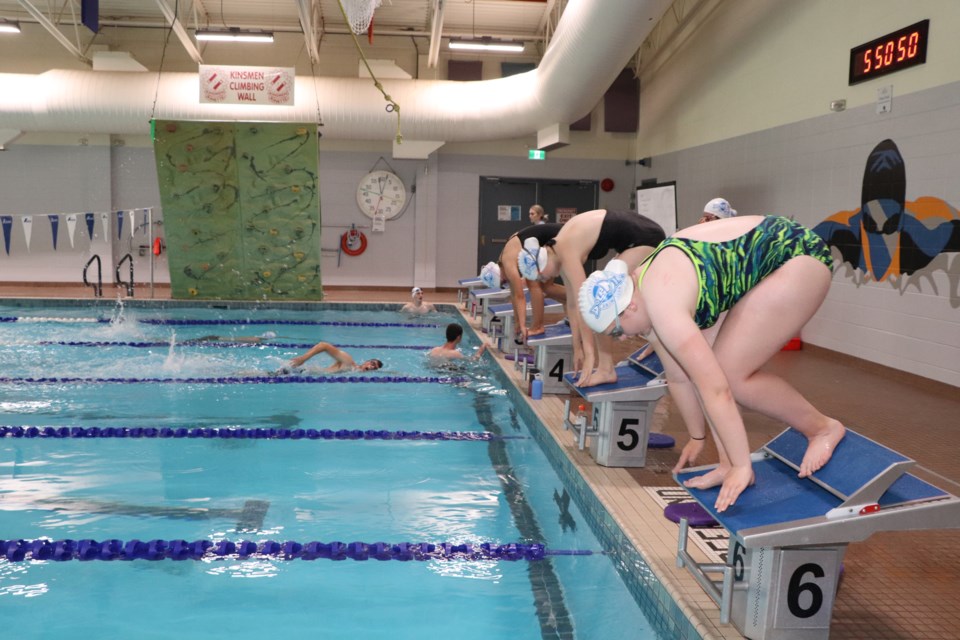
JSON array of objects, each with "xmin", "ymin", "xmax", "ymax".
[
  {"xmin": 154, "ymin": 0, "xmax": 204, "ymax": 64},
  {"xmin": 426, "ymin": 0, "xmax": 445, "ymax": 69},
  {"xmin": 16, "ymin": 0, "xmax": 90, "ymax": 64},
  {"xmin": 295, "ymin": 0, "xmax": 321, "ymax": 65}
]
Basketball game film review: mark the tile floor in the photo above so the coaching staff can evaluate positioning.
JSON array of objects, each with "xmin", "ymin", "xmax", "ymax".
[{"xmin": 2, "ymin": 283, "xmax": 958, "ymax": 639}]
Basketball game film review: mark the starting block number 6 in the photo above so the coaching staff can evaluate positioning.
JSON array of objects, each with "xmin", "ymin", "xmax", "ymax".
[{"xmin": 731, "ymin": 541, "xmax": 842, "ymax": 632}]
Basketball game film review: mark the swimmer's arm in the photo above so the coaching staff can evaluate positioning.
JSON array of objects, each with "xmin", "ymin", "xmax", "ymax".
[
  {"xmin": 290, "ymin": 342, "xmax": 355, "ymax": 369},
  {"xmin": 472, "ymin": 342, "xmax": 488, "ymax": 360}
]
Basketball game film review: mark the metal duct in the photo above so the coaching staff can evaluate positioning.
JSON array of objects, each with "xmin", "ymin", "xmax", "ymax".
[{"xmin": 0, "ymin": 0, "xmax": 669, "ymax": 141}]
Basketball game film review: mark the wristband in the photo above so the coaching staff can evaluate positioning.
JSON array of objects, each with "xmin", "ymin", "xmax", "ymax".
[{"xmin": 690, "ymin": 435, "xmax": 705, "ymax": 441}]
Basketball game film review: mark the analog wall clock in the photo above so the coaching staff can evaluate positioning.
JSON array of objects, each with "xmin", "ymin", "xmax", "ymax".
[{"xmin": 356, "ymin": 170, "xmax": 408, "ymax": 220}]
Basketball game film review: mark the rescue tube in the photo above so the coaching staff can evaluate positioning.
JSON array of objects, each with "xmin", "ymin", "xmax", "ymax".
[
  {"xmin": 153, "ymin": 237, "xmax": 163, "ymax": 256},
  {"xmin": 340, "ymin": 228, "xmax": 367, "ymax": 256}
]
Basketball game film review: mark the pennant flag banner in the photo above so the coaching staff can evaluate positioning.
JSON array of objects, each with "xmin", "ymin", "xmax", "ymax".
[
  {"xmin": 21, "ymin": 216, "xmax": 32, "ymax": 251},
  {"xmin": 100, "ymin": 212, "xmax": 109, "ymax": 243},
  {"xmin": 66, "ymin": 214, "xmax": 78, "ymax": 248},
  {"xmin": 129, "ymin": 209, "xmax": 136, "ymax": 238},
  {"xmin": 85, "ymin": 213, "xmax": 96, "ymax": 241},
  {"xmin": 116, "ymin": 211, "xmax": 124, "ymax": 239},
  {"xmin": 48, "ymin": 214, "xmax": 60, "ymax": 250},
  {"xmin": 1, "ymin": 216, "xmax": 11, "ymax": 255}
]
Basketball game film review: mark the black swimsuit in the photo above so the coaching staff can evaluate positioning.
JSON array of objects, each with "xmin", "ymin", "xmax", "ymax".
[
  {"xmin": 587, "ymin": 210, "xmax": 665, "ymax": 260},
  {"xmin": 515, "ymin": 223, "xmax": 563, "ymax": 245}
]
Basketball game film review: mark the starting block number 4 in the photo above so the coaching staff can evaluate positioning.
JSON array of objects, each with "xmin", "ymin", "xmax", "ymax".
[{"xmin": 729, "ymin": 541, "xmax": 844, "ymax": 639}]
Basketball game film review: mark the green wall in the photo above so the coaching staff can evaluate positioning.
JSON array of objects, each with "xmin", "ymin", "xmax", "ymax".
[{"xmin": 153, "ymin": 121, "xmax": 322, "ymax": 300}]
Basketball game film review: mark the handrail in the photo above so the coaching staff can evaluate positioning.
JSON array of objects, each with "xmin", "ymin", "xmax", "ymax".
[
  {"xmin": 116, "ymin": 253, "xmax": 134, "ymax": 296},
  {"xmin": 82, "ymin": 255, "xmax": 102, "ymax": 298}
]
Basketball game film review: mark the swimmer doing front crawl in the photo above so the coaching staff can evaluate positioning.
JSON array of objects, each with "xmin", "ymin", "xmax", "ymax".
[{"xmin": 578, "ymin": 215, "xmax": 845, "ymax": 512}]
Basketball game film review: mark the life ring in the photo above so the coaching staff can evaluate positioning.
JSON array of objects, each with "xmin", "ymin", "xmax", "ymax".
[
  {"xmin": 340, "ymin": 229, "xmax": 367, "ymax": 256},
  {"xmin": 153, "ymin": 237, "xmax": 163, "ymax": 256}
]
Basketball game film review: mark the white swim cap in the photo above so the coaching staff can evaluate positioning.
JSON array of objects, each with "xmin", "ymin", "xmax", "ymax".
[
  {"xmin": 411, "ymin": 286, "xmax": 422, "ymax": 298},
  {"xmin": 479, "ymin": 262, "xmax": 501, "ymax": 289},
  {"xmin": 578, "ymin": 259, "xmax": 635, "ymax": 334},
  {"xmin": 703, "ymin": 198, "xmax": 737, "ymax": 218},
  {"xmin": 261, "ymin": 331, "xmax": 277, "ymax": 339},
  {"xmin": 517, "ymin": 237, "xmax": 548, "ymax": 281}
]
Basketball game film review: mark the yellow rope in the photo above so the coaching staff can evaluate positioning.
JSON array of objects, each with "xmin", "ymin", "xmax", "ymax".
[{"xmin": 337, "ymin": 0, "xmax": 403, "ymax": 144}]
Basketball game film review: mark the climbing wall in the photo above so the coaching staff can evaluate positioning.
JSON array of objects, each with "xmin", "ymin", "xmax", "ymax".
[{"xmin": 153, "ymin": 120, "xmax": 322, "ymax": 300}]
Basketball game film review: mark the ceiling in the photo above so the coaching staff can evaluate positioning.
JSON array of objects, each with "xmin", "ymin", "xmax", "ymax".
[{"xmin": 0, "ymin": 0, "xmax": 560, "ymax": 67}]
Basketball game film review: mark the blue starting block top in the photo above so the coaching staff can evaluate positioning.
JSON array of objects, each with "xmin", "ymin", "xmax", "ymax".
[
  {"xmin": 628, "ymin": 346, "xmax": 665, "ymax": 377},
  {"xmin": 527, "ymin": 322, "xmax": 571, "ymax": 346},
  {"xmin": 470, "ymin": 287, "xmax": 511, "ymax": 300},
  {"xmin": 563, "ymin": 363, "xmax": 667, "ymax": 403},
  {"xmin": 458, "ymin": 276, "xmax": 484, "ymax": 287},
  {"xmin": 677, "ymin": 427, "xmax": 960, "ymax": 548}
]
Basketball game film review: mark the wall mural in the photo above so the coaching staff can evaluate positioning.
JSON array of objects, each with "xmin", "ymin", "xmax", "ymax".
[
  {"xmin": 153, "ymin": 121, "xmax": 321, "ymax": 300},
  {"xmin": 813, "ymin": 139, "xmax": 960, "ymax": 305}
]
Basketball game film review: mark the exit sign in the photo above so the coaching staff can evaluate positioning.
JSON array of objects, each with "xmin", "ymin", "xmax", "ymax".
[{"xmin": 528, "ymin": 149, "xmax": 546, "ymax": 160}]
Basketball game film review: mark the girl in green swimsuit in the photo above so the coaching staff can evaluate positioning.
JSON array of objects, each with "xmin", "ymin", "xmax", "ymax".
[{"xmin": 577, "ymin": 215, "xmax": 845, "ymax": 513}]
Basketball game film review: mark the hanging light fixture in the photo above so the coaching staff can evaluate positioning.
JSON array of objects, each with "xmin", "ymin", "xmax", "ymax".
[
  {"xmin": 448, "ymin": 37, "xmax": 524, "ymax": 53},
  {"xmin": 0, "ymin": 19, "xmax": 21, "ymax": 34},
  {"xmin": 196, "ymin": 28, "xmax": 274, "ymax": 43}
]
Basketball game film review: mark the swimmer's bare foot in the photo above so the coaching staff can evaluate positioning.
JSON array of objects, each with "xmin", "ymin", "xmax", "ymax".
[
  {"xmin": 527, "ymin": 326, "xmax": 546, "ymax": 337},
  {"xmin": 798, "ymin": 420, "xmax": 846, "ymax": 478},
  {"xmin": 683, "ymin": 465, "xmax": 729, "ymax": 490},
  {"xmin": 575, "ymin": 368, "xmax": 617, "ymax": 388}
]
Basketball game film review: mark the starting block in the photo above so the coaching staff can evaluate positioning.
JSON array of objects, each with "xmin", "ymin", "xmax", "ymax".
[
  {"xmin": 628, "ymin": 345, "xmax": 665, "ymax": 378},
  {"xmin": 562, "ymin": 361, "xmax": 668, "ymax": 466},
  {"xmin": 457, "ymin": 276, "xmax": 485, "ymax": 309},
  {"xmin": 527, "ymin": 321, "xmax": 573, "ymax": 394},
  {"xmin": 488, "ymin": 296, "xmax": 563, "ymax": 353},
  {"xmin": 676, "ymin": 427, "xmax": 960, "ymax": 639},
  {"xmin": 470, "ymin": 287, "xmax": 513, "ymax": 330}
]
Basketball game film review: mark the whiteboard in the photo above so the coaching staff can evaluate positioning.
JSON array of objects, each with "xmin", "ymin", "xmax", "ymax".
[{"xmin": 635, "ymin": 182, "xmax": 677, "ymax": 236}]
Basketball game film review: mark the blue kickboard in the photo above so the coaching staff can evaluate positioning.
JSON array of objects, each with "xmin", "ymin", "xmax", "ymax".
[
  {"xmin": 563, "ymin": 363, "xmax": 660, "ymax": 396},
  {"xmin": 629, "ymin": 347, "xmax": 665, "ymax": 377}
]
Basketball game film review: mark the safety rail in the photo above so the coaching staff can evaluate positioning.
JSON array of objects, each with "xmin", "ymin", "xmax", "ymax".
[
  {"xmin": 82, "ymin": 255, "xmax": 102, "ymax": 298},
  {"xmin": 116, "ymin": 252, "xmax": 134, "ymax": 296}
]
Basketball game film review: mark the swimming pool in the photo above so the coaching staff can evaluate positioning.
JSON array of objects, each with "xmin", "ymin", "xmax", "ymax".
[{"xmin": 0, "ymin": 300, "xmax": 698, "ymax": 639}]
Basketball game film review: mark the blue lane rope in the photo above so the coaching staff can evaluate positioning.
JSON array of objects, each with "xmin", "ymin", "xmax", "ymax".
[
  {"xmin": 0, "ymin": 375, "xmax": 466, "ymax": 385},
  {"xmin": 0, "ymin": 425, "xmax": 523, "ymax": 441},
  {"xmin": 1, "ymin": 539, "xmax": 595, "ymax": 562},
  {"xmin": 0, "ymin": 317, "xmax": 442, "ymax": 328},
  {"xmin": 37, "ymin": 341, "xmax": 434, "ymax": 350}
]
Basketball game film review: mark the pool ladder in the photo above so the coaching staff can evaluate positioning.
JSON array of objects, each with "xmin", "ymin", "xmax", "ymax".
[
  {"xmin": 116, "ymin": 253, "xmax": 134, "ymax": 296},
  {"xmin": 82, "ymin": 255, "xmax": 103, "ymax": 298}
]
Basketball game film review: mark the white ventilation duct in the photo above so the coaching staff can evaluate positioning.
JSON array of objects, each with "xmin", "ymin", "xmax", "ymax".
[{"xmin": 0, "ymin": 0, "xmax": 669, "ymax": 141}]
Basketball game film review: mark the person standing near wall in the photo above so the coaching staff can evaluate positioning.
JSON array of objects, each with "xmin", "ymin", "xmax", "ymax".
[{"xmin": 529, "ymin": 204, "xmax": 548, "ymax": 225}]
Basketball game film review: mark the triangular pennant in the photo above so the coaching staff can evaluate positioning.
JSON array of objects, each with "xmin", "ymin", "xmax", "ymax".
[
  {"xmin": 129, "ymin": 209, "xmax": 136, "ymax": 238},
  {"xmin": 100, "ymin": 212, "xmax": 109, "ymax": 243},
  {"xmin": 116, "ymin": 211, "xmax": 124, "ymax": 239},
  {"xmin": 21, "ymin": 215, "xmax": 33, "ymax": 251},
  {"xmin": 48, "ymin": 214, "xmax": 59, "ymax": 250},
  {"xmin": 66, "ymin": 214, "xmax": 78, "ymax": 248},
  {"xmin": 84, "ymin": 213, "xmax": 95, "ymax": 241},
  {"xmin": 1, "ymin": 216, "xmax": 12, "ymax": 255}
]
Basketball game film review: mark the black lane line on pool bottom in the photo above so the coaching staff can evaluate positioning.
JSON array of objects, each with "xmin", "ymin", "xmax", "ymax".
[{"xmin": 472, "ymin": 392, "xmax": 575, "ymax": 640}]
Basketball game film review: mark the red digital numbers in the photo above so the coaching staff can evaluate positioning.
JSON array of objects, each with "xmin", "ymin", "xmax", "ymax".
[{"xmin": 850, "ymin": 20, "xmax": 928, "ymax": 84}]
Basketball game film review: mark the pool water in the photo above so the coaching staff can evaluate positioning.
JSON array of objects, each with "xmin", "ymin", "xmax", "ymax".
[{"xmin": 0, "ymin": 302, "xmax": 687, "ymax": 639}]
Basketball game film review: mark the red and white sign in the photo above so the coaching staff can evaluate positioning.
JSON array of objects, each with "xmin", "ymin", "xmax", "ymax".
[{"xmin": 199, "ymin": 65, "xmax": 295, "ymax": 106}]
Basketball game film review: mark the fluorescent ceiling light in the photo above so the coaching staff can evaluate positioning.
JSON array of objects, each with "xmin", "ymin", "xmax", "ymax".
[
  {"xmin": 449, "ymin": 38, "xmax": 524, "ymax": 53},
  {"xmin": 196, "ymin": 28, "xmax": 274, "ymax": 43},
  {"xmin": 0, "ymin": 19, "xmax": 21, "ymax": 34}
]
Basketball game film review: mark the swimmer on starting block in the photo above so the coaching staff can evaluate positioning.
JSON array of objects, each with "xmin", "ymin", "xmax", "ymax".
[
  {"xmin": 578, "ymin": 215, "xmax": 845, "ymax": 512},
  {"xmin": 427, "ymin": 323, "xmax": 488, "ymax": 361},
  {"xmin": 277, "ymin": 341, "xmax": 383, "ymax": 374},
  {"xmin": 480, "ymin": 221, "xmax": 566, "ymax": 344},
  {"xmin": 519, "ymin": 209, "xmax": 665, "ymax": 388}
]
